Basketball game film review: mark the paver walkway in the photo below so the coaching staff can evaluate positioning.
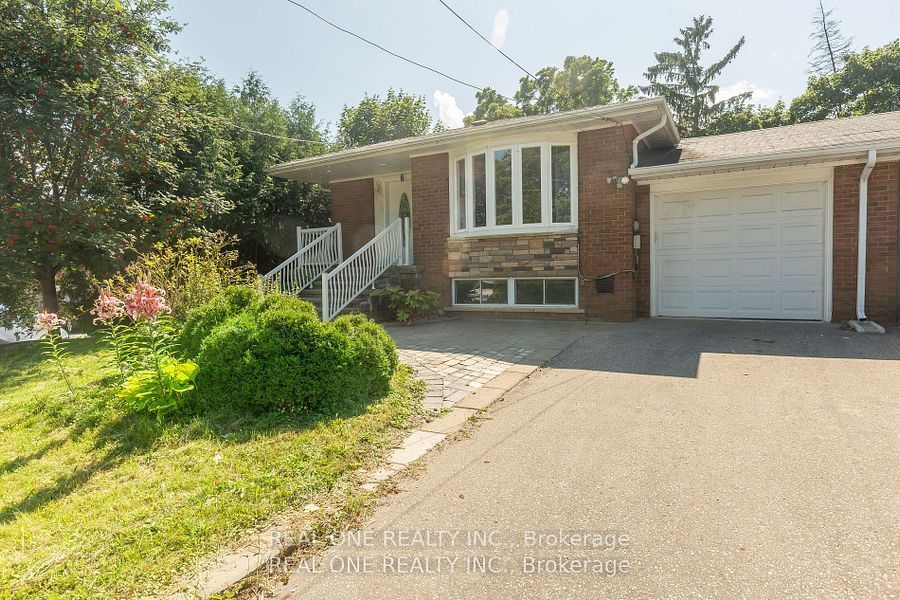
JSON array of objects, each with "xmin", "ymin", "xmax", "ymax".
[{"xmin": 388, "ymin": 319, "xmax": 591, "ymax": 411}]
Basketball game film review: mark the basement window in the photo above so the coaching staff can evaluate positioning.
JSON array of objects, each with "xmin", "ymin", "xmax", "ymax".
[{"xmin": 453, "ymin": 278, "xmax": 577, "ymax": 307}]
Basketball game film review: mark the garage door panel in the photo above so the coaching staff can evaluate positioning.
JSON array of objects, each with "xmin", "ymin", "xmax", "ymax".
[
  {"xmin": 738, "ymin": 224, "xmax": 777, "ymax": 247},
  {"xmin": 697, "ymin": 227, "xmax": 734, "ymax": 248},
  {"xmin": 659, "ymin": 229, "xmax": 694, "ymax": 250},
  {"xmin": 655, "ymin": 181, "xmax": 825, "ymax": 320},
  {"xmin": 695, "ymin": 195, "xmax": 734, "ymax": 216},
  {"xmin": 782, "ymin": 221, "xmax": 822, "ymax": 245},
  {"xmin": 737, "ymin": 191, "xmax": 777, "ymax": 214}
]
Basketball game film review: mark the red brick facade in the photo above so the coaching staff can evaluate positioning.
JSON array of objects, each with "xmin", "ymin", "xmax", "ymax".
[
  {"xmin": 328, "ymin": 139, "xmax": 899, "ymax": 324},
  {"xmin": 410, "ymin": 153, "xmax": 452, "ymax": 305},
  {"xmin": 577, "ymin": 126, "xmax": 639, "ymax": 321},
  {"xmin": 330, "ymin": 178, "xmax": 374, "ymax": 256},
  {"xmin": 832, "ymin": 160, "xmax": 899, "ymax": 323}
]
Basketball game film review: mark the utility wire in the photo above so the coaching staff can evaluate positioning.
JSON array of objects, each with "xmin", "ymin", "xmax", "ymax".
[
  {"xmin": 436, "ymin": 0, "xmax": 536, "ymax": 80},
  {"xmin": 281, "ymin": 0, "xmax": 514, "ymax": 100}
]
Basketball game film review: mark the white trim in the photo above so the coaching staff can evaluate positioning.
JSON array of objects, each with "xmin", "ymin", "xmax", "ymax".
[
  {"xmin": 450, "ymin": 139, "xmax": 578, "ymax": 237},
  {"xmin": 648, "ymin": 168, "xmax": 834, "ymax": 321},
  {"xmin": 269, "ymin": 97, "xmax": 674, "ymax": 176}
]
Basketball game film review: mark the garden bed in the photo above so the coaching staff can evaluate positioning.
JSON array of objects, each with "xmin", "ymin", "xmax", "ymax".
[{"xmin": 0, "ymin": 337, "xmax": 422, "ymax": 598}]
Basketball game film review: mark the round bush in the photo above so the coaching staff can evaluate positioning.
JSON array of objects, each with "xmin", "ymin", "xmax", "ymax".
[
  {"xmin": 179, "ymin": 285, "xmax": 261, "ymax": 357},
  {"xmin": 193, "ymin": 303, "xmax": 396, "ymax": 415}
]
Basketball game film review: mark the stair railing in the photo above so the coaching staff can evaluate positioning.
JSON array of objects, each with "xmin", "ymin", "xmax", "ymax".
[
  {"xmin": 321, "ymin": 217, "xmax": 409, "ymax": 321},
  {"xmin": 261, "ymin": 223, "xmax": 342, "ymax": 294}
]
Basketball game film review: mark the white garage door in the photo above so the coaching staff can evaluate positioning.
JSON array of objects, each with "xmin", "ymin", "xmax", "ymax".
[{"xmin": 654, "ymin": 181, "xmax": 826, "ymax": 320}]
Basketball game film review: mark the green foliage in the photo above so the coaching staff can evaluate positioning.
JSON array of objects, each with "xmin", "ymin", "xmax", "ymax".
[
  {"xmin": 114, "ymin": 315, "xmax": 196, "ymax": 417},
  {"xmin": 192, "ymin": 292, "xmax": 397, "ymax": 415},
  {"xmin": 118, "ymin": 356, "xmax": 198, "ymax": 416},
  {"xmin": 0, "ymin": 1, "xmax": 233, "ymax": 314},
  {"xmin": 41, "ymin": 327, "xmax": 76, "ymax": 397},
  {"xmin": 791, "ymin": 41, "xmax": 900, "ymax": 121},
  {"xmin": 106, "ymin": 233, "xmax": 258, "ymax": 323},
  {"xmin": 371, "ymin": 286, "xmax": 441, "ymax": 324},
  {"xmin": 179, "ymin": 284, "xmax": 262, "ymax": 357},
  {"xmin": 703, "ymin": 101, "xmax": 793, "ymax": 136},
  {"xmin": 466, "ymin": 56, "xmax": 634, "ymax": 125},
  {"xmin": 642, "ymin": 15, "xmax": 749, "ymax": 136},
  {"xmin": 337, "ymin": 89, "xmax": 432, "ymax": 147},
  {"xmin": 212, "ymin": 72, "xmax": 332, "ymax": 269}
]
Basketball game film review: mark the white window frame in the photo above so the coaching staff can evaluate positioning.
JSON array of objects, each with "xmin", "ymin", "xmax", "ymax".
[
  {"xmin": 452, "ymin": 277, "xmax": 579, "ymax": 308},
  {"xmin": 450, "ymin": 137, "xmax": 578, "ymax": 237}
]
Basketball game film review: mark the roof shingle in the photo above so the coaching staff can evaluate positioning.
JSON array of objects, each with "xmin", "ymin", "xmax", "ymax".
[{"xmin": 639, "ymin": 110, "xmax": 900, "ymax": 168}]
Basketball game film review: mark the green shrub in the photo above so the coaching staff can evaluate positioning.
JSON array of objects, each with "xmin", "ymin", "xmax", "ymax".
[
  {"xmin": 104, "ymin": 233, "xmax": 258, "ymax": 323},
  {"xmin": 191, "ymin": 295, "xmax": 396, "ymax": 415},
  {"xmin": 371, "ymin": 286, "xmax": 441, "ymax": 324},
  {"xmin": 179, "ymin": 285, "xmax": 261, "ymax": 357}
]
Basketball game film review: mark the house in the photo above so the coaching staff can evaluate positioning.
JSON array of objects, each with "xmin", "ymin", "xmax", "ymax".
[{"xmin": 268, "ymin": 97, "xmax": 900, "ymax": 327}]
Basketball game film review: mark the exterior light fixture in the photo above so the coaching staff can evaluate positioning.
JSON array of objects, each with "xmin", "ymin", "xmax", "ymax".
[{"xmin": 606, "ymin": 175, "xmax": 631, "ymax": 188}]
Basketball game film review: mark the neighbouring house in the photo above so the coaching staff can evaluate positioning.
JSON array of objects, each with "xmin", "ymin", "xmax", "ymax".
[{"xmin": 267, "ymin": 97, "xmax": 900, "ymax": 327}]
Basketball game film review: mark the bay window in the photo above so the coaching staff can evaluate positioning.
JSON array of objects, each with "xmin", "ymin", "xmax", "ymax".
[{"xmin": 451, "ymin": 140, "xmax": 576, "ymax": 235}]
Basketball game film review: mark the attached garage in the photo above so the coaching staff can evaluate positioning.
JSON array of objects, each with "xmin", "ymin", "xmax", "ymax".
[{"xmin": 651, "ymin": 176, "xmax": 830, "ymax": 320}]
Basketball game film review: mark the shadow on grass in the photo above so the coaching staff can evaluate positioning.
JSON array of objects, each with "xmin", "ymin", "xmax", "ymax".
[
  {"xmin": 0, "ymin": 337, "xmax": 105, "ymax": 390},
  {"xmin": 0, "ymin": 379, "xmax": 384, "ymax": 525}
]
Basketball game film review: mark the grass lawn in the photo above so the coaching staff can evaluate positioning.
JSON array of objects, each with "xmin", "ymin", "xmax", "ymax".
[{"xmin": 0, "ymin": 336, "xmax": 422, "ymax": 598}]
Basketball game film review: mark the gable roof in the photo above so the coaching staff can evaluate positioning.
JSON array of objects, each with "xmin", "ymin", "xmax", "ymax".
[
  {"xmin": 269, "ymin": 97, "xmax": 678, "ymax": 186},
  {"xmin": 633, "ymin": 111, "xmax": 900, "ymax": 179}
]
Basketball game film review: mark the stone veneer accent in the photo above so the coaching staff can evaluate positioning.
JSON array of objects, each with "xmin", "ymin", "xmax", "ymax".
[{"xmin": 448, "ymin": 233, "xmax": 578, "ymax": 279}]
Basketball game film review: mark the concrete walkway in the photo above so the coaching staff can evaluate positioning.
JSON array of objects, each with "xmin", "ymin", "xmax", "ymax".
[{"xmin": 275, "ymin": 319, "xmax": 900, "ymax": 599}]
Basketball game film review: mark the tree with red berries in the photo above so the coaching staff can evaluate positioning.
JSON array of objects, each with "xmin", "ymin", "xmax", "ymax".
[{"xmin": 0, "ymin": 0, "xmax": 233, "ymax": 323}]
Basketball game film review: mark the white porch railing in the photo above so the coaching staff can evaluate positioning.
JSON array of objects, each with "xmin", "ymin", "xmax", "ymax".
[
  {"xmin": 321, "ymin": 217, "xmax": 410, "ymax": 321},
  {"xmin": 262, "ymin": 224, "xmax": 342, "ymax": 294}
]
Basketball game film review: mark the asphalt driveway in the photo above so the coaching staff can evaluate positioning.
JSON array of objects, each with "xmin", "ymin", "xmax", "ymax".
[{"xmin": 279, "ymin": 319, "xmax": 900, "ymax": 599}]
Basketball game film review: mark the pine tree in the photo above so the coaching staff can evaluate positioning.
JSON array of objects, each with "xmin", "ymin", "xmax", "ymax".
[
  {"xmin": 808, "ymin": 1, "xmax": 854, "ymax": 75},
  {"xmin": 642, "ymin": 16, "xmax": 749, "ymax": 136}
]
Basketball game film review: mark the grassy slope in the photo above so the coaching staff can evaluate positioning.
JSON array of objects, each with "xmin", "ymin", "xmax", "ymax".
[{"xmin": 0, "ymin": 337, "xmax": 420, "ymax": 598}]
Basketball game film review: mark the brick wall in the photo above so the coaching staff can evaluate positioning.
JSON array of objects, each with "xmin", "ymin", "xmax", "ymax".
[
  {"xmin": 832, "ymin": 160, "xmax": 899, "ymax": 323},
  {"xmin": 448, "ymin": 233, "xmax": 578, "ymax": 279},
  {"xmin": 635, "ymin": 184, "xmax": 651, "ymax": 317},
  {"xmin": 410, "ymin": 153, "xmax": 452, "ymax": 304},
  {"xmin": 577, "ymin": 126, "xmax": 639, "ymax": 321},
  {"xmin": 330, "ymin": 178, "xmax": 374, "ymax": 256}
]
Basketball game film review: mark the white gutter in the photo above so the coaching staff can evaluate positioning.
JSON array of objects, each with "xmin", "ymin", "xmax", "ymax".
[
  {"xmin": 855, "ymin": 149, "xmax": 878, "ymax": 321},
  {"xmin": 630, "ymin": 112, "xmax": 669, "ymax": 169}
]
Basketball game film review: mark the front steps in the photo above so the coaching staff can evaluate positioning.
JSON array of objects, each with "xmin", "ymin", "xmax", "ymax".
[{"xmin": 297, "ymin": 265, "xmax": 422, "ymax": 321}]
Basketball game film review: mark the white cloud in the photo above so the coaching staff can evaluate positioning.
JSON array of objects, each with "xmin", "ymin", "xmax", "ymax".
[
  {"xmin": 490, "ymin": 9, "xmax": 509, "ymax": 49},
  {"xmin": 433, "ymin": 90, "xmax": 465, "ymax": 129},
  {"xmin": 719, "ymin": 80, "xmax": 779, "ymax": 104}
]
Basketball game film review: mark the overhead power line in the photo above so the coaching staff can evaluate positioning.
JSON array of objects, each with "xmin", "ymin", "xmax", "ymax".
[
  {"xmin": 436, "ymin": 0, "xmax": 536, "ymax": 80},
  {"xmin": 281, "ymin": 0, "xmax": 513, "ymax": 100}
]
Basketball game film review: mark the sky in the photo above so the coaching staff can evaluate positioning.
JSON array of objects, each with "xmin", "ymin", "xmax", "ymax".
[{"xmin": 166, "ymin": 0, "xmax": 897, "ymax": 133}]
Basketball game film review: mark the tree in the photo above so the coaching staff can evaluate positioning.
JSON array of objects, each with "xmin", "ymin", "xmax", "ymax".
[
  {"xmin": 516, "ymin": 56, "xmax": 637, "ymax": 115},
  {"xmin": 337, "ymin": 89, "xmax": 431, "ymax": 147},
  {"xmin": 792, "ymin": 41, "xmax": 900, "ymax": 121},
  {"xmin": 466, "ymin": 56, "xmax": 634, "ymax": 125},
  {"xmin": 703, "ymin": 101, "xmax": 793, "ymax": 136},
  {"xmin": 0, "ymin": 0, "xmax": 231, "ymax": 321},
  {"xmin": 808, "ymin": 1, "xmax": 853, "ymax": 75},
  {"xmin": 463, "ymin": 87, "xmax": 522, "ymax": 125},
  {"xmin": 643, "ymin": 16, "xmax": 750, "ymax": 136},
  {"xmin": 214, "ymin": 72, "xmax": 331, "ymax": 268}
]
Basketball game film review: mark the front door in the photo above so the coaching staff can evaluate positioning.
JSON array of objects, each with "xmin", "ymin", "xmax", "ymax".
[{"xmin": 385, "ymin": 179, "xmax": 412, "ymax": 259}]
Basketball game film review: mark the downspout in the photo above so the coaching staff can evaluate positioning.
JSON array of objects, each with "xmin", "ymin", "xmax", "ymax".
[
  {"xmin": 630, "ymin": 112, "xmax": 669, "ymax": 169},
  {"xmin": 855, "ymin": 149, "xmax": 878, "ymax": 321}
]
